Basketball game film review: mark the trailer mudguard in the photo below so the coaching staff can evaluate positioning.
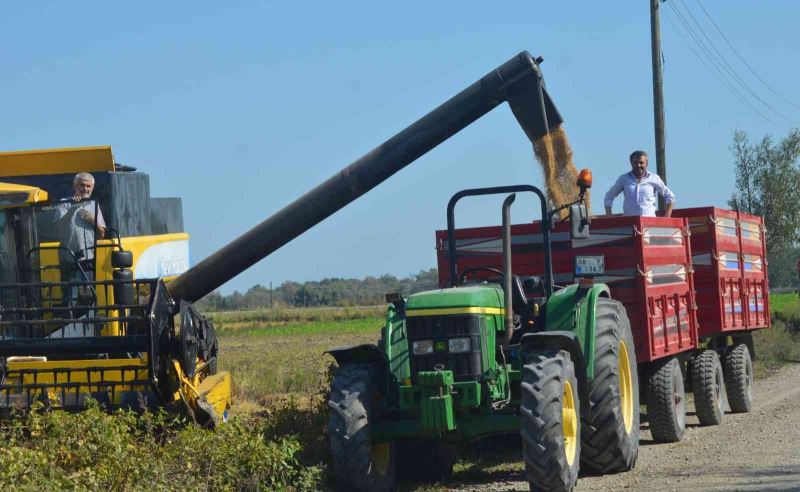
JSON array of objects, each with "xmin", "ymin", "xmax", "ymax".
[
  {"xmin": 325, "ymin": 344, "xmax": 389, "ymax": 393},
  {"xmin": 520, "ymin": 331, "xmax": 591, "ymax": 418}
]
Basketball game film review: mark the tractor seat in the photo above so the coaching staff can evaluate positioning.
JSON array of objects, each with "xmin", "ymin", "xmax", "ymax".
[{"xmin": 522, "ymin": 276, "xmax": 545, "ymax": 297}]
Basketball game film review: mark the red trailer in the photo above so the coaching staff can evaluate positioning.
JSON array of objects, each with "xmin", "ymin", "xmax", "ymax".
[
  {"xmin": 436, "ymin": 208, "xmax": 769, "ymax": 442},
  {"xmin": 672, "ymin": 207, "xmax": 769, "ymax": 415}
]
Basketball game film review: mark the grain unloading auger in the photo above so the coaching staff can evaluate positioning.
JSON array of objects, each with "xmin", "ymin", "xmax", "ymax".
[{"xmin": 165, "ymin": 50, "xmax": 563, "ymax": 304}]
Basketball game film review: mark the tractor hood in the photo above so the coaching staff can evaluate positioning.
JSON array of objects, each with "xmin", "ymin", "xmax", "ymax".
[{"xmin": 406, "ymin": 285, "xmax": 504, "ymax": 313}]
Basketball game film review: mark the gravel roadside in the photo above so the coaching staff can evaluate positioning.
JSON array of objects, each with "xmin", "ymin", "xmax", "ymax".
[{"xmin": 443, "ymin": 363, "xmax": 800, "ymax": 491}]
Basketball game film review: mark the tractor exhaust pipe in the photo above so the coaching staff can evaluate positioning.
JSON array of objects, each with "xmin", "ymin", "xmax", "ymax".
[
  {"xmin": 501, "ymin": 194, "xmax": 516, "ymax": 346},
  {"xmin": 167, "ymin": 51, "xmax": 563, "ymax": 304}
]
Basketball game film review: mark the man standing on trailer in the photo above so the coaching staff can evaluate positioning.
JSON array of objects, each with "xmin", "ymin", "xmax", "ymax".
[{"xmin": 604, "ymin": 150, "xmax": 675, "ymax": 217}]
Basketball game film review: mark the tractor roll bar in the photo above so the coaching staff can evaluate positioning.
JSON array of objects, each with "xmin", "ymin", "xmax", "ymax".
[
  {"xmin": 446, "ymin": 185, "xmax": 554, "ymax": 298},
  {"xmin": 167, "ymin": 51, "xmax": 563, "ymax": 304}
]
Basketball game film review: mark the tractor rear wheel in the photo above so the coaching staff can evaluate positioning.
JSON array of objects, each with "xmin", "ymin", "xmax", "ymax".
[
  {"xmin": 724, "ymin": 343, "xmax": 754, "ymax": 413},
  {"xmin": 646, "ymin": 357, "xmax": 686, "ymax": 443},
  {"xmin": 692, "ymin": 349, "xmax": 726, "ymax": 425},
  {"xmin": 521, "ymin": 350, "xmax": 580, "ymax": 492},
  {"xmin": 397, "ymin": 439, "xmax": 457, "ymax": 483},
  {"xmin": 328, "ymin": 363, "xmax": 396, "ymax": 491},
  {"xmin": 581, "ymin": 298, "xmax": 640, "ymax": 474}
]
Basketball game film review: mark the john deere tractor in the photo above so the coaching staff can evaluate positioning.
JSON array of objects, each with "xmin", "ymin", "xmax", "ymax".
[{"xmin": 326, "ymin": 176, "xmax": 640, "ymax": 491}]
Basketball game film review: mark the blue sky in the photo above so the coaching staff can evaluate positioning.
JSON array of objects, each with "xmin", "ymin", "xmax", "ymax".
[{"xmin": 2, "ymin": 1, "xmax": 798, "ymax": 293}]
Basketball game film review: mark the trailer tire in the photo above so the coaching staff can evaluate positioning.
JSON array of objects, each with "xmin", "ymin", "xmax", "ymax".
[
  {"xmin": 691, "ymin": 349, "xmax": 726, "ymax": 425},
  {"xmin": 397, "ymin": 440, "xmax": 457, "ymax": 483},
  {"xmin": 581, "ymin": 298, "xmax": 640, "ymax": 474},
  {"xmin": 328, "ymin": 363, "xmax": 396, "ymax": 492},
  {"xmin": 646, "ymin": 357, "xmax": 686, "ymax": 443},
  {"xmin": 724, "ymin": 344, "xmax": 754, "ymax": 413},
  {"xmin": 521, "ymin": 350, "xmax": 580, "ymax": 492}
]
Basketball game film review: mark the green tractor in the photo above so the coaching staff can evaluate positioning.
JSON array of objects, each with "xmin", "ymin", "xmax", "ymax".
[{"xmin": 326, "ymin": 176, "xmax": 640, "ymax": 491}]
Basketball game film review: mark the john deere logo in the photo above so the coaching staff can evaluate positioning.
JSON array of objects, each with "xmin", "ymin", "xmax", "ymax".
[{"xmin": 434, "ymin": 341, "xmax": 447, "ymax": 352}]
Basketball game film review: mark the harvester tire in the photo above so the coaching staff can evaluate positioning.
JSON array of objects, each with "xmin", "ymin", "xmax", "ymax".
[
  {"xmin": 691, "ymin": 349, "xmax": 726, "ymax": 425},
  {"xmin": 397, "ymin": 440, "xmax": 457, "ymax": 483},
  {"xmin": 581, "ymin": 298, "xmax": 640, "ymax": 474},
  {"xmin": 724, "ymin": 344, "xmax": 754, "ymax": 413},
  {"xmin": 646, "ymin": 357, "xmax": 686, "ymax": 443},
  {"xmin": 328, "ymin": 363, "xmax": 396, "ymax": 492},
  {"xmin": 521, "ymin": 350, "xmax": 580, "ymax": 492}
]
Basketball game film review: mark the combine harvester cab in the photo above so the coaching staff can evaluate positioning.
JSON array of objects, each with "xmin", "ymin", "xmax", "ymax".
[{"xmin": 0, "ymin": 147, "xmax": 230, "ymax": 425}]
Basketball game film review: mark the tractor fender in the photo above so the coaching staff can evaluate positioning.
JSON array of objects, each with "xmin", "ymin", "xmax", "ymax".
[
  {"xmin": 520, "ymin": 331, "xmax": 591, "ymax": 418},
  {"xmin": 325, "ymin": 344, "xmax": 389, "ymax": 393}
]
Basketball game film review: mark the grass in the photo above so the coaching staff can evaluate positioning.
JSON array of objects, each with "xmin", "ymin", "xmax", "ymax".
[
  {"xmin": 755, "ymin": 291, "xmax": 800, "ymax": 374},
  {"xmin": 218, "ymin": 317, "xmax": 383, "ymax": 399}
]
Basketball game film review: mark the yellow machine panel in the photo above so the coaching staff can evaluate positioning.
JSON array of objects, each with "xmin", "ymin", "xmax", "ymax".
[
  {"xmin": 0, "ymin": 146, "xmax": 115, "ymax": 177},
  {"xmin": 0, "ymin": 182, "xmax": 49, "ymax": 208}
]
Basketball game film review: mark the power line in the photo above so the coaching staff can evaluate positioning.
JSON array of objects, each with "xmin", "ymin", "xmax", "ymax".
[
  {"xmin": 673, "ymin": 0, "xmax": 796, "ymax": 123},
  {"xmin": 695, "ymin": 0, "xmax": 800, "ymax": 112},
  {"xmin": 661, "ymin": 6, "xmax": 784, "ymax": 130}
]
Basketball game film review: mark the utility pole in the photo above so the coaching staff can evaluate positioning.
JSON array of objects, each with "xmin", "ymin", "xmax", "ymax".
[{"xmin": 650, "ymin": 0, "xmax": 667, "ymax": 211}]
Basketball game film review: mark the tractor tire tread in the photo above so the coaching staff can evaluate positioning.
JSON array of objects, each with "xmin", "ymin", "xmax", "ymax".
[
  {"xmin": 521, "ymin": 350, "xmax": 580, "ymax": 492},
  {"xmin": 581, "ymin": 298, "xmax": 640, "ymax": 474},
  {"xmin": 328, "ymin": 363, "xmax": 395, "ymax": 492}
]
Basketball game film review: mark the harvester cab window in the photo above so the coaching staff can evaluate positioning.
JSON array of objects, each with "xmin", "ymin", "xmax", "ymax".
[
  {"xmin": 18, "ymin": 200, "xmax": 104, "ymax": 309},
  {"xmin": 0, "ymin": 210, "xmax": 20, "ymax": 309}
]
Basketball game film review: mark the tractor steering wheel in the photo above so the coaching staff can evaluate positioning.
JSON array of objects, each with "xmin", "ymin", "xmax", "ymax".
[{"xmin": 458, "ymin": 267, "xmax": 504, "ymax": 285}]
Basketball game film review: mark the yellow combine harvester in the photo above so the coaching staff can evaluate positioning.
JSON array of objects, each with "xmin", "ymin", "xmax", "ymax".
[{"xmin": 0, "ymin": 146, "xmax": 230, "ymax": 425}]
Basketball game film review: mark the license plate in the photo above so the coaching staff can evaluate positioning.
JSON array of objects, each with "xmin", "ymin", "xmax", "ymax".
[{"xmin": 575, "ymin": 255, "xmax": 604, "ymax": 276}]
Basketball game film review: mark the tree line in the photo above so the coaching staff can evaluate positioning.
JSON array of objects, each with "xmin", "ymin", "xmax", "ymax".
[
  {"xmin": 729, "ymin": 129, "xmax": 800, "ymax": 289},
  {"xmin": 195, "ymin": 269, "xmax": 440, "ymax": 311}
]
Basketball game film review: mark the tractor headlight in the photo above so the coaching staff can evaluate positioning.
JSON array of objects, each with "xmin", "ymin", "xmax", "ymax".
[
  {"xmin": 412, "ymin": 340, "xmax": 434, "ymax": 355},
  {"xmin": 448, "ymin": 337, "xmax": 471, "ymax": 353}
]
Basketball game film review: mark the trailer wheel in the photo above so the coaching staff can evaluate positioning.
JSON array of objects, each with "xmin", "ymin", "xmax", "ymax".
[
  {"xmin": 581, "ymin": 298, "xmax": 640, "ymax": 474},
  {"xmin": 646, "ymin": 357, "xmax": 686, "ymax": 443},
  {"xmin": 691, "ymin": 349, "xmax": 726, "ymax": 425},
  {"xmin": 724, "ymin": 344, "xmax": 754, "ymax": 413},
  {"xmin": 328, "ymin": 363, "xmax": 396, "ymax": 491},
  {"xmin": 397, "ymin": 440, "xmax": 457, "ymax": 483},
  {"xmin": 521, "ymin": 350, "xmax": 580, "ymax": 492}
]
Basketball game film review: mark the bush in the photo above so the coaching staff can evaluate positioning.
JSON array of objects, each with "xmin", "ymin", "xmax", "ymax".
[{"xmin": 0, "ymin": 401, "xmax": 321, "ymax": 491}]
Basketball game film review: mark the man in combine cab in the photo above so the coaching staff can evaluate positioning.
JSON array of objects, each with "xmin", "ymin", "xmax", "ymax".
[
  {"xmin": 604, "ymin": 150, "xmax": 675, "ymax": 217},
  {"xmin": 56, "ymin": 172, "xmax": 106, "ymax": 307}
]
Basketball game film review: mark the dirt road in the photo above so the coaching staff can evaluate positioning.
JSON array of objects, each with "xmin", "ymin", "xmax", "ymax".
[{"xmin": 445, "ymin": 363, "xmax": 800, "ymax": 491}]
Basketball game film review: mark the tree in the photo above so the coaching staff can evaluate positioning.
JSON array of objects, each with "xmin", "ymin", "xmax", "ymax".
[{"xmin": 729, "ymin": 129, "xmax": 800, "ymax": 255}]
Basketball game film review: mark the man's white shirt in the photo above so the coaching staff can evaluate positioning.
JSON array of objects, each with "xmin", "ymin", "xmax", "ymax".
[{"xmin": 603, "ymin": 171, "xmax": 675, "ymax": 217}]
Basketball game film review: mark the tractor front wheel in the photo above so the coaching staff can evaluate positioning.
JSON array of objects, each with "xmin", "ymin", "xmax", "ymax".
[
  {"xmin": 328, "ymin": 363, "xmax": 396, "ymax": 491},
  {"xmin": 646, "ymin": 357, "xmax": 686, "ymax": 443},
  {"xmin": 724, "ymin": 343, "xmax": 754, "ymax": 413},
  {"xmin": 521, "ymin": 350, "xmax": 580, "ymax": 492},
  {"xmin": 692, "ymin": 349, "xmax": 726, "ymax": 425}
]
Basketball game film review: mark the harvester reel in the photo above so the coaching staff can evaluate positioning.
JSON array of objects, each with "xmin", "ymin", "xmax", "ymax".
[{"xmin": 179, "ymin": 301, "xmax": 200, "ymax": 379}]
